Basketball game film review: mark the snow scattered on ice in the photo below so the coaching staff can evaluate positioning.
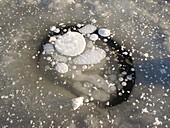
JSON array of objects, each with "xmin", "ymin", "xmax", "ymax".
[
  {"xmin": 50, "ymin": 26, "xmax": 57, "ymax": 31},
  {"xmin": 38, "ymin": 77, "xmax": 43, "ymax": 81},
  {"xmin": 141, "ymin": 108, "xmax": 149, "ymax": 114},
  {"xmin": 144, "ymin": 53, "xmax": 149, "ymax": 57},
  {"xmin": 50, "ymin": 26, "xmax": 60, "ymax": 33},
  {"xmin": 72, "ymin": 97, "xmax": 84, "ymax": 110},
  {"xmin": 153, "ymin": 117, "xmax": 162, "ymax": 126},
  {"xmin": 160, "ymin": 68, "xmax": 167, "ymax": 74},
  {"xmin": 1, "ymin": 95, "xmax": 9, "ymax": 99},
  {"xmin": 140, "ymin": 93, "xmax": 145, "ymax": 99}
]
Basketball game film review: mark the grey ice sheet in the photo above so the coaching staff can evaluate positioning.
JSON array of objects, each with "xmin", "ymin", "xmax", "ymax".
[{"xmin": 0, "ymin": 0, "xmax": 170, "ymax": 127}]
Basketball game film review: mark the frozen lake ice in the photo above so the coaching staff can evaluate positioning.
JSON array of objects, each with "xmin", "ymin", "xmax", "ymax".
[
  {"xmin": 0, "ymin": 0, "xmax": 170, "ymax": 127},
  {"xmin": 38, "ymin": 24, "xmax": 135, "ymax": 107}
]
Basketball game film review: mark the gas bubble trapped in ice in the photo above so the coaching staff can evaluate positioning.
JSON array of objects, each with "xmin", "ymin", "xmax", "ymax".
[{"xmin": 38, "ymin": 24, "xmax": 136, "ymax": 107}]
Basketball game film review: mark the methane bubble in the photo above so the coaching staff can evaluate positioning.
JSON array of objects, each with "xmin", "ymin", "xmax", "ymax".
[{"xmin": 38, "ymin": 24, "xmax": 135, "ymax": 107}]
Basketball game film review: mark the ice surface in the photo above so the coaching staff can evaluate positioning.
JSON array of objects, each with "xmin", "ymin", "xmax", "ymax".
[{"xmin": 0, "ymin": 0, "xmax": 170, "ymax": 127}]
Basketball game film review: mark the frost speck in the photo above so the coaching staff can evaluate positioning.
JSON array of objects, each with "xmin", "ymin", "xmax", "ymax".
[
  {"xmin": 141, "ymin": 108, "xmax": 149, "ymax": 114},
  {"xmin": 72, "ymin": 97, "xmax": 84, "ymax": 110},
  {"xmin": 160, "ymin": 68, "xmax": 167, "ymax": 74},
  {"xmin": 1, "ymin": 95, "xmax": 9, "ymax": 99},
  {"xmin": 50, "ymin": 26, "xmax": 60, "ymax": 33},
  {"xmin": 153, "ymin": 117, "xmax": 162, "ymax": 126},
  {"xmin": 144, "ymin": 53, "xmax": 149, "ymax": 57},
  {"xmin": 38, "ymin": 77, "xmax": 43, "ymax": 81}
]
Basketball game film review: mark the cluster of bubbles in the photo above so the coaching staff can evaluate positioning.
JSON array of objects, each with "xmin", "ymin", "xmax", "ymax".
[{"xmin": 38, "ymin": 23, "xmax": 135, "ymax": 107}]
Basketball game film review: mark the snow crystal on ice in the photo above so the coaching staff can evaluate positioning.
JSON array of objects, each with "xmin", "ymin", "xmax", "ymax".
[
  {"xmin": 141, "ymin": 108, "xmax": 149, "ymax": 114},
  {"xmin": 72, "ymin": 97, "xmax": 84, "ymax": 110},
  {"xmin": 50, "ymin": 26, "xmax": 60, "ymax": 33},
  {"xmin": 1, "ymin": 95, "xmax": 9, "ymax": 99},
  {"xmin": 153, "ymin": 117, "xmax": 162, "ymax": 126}
]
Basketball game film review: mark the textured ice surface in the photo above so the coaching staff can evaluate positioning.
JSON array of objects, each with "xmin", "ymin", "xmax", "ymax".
[{"xmin": 0, "ymin": 0, "xmax": 170, "ymax": 128}]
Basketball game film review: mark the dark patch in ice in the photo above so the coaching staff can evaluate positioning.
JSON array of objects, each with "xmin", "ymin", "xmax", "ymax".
[{"xmin": 95, "ymin": 31, "xmax": 136, "ymax": 106}]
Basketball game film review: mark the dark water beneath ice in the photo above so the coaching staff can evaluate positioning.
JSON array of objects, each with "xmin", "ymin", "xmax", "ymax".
[{"xmin": 0, "ymin": 0, "xmax": 170, "ymax": 127}]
